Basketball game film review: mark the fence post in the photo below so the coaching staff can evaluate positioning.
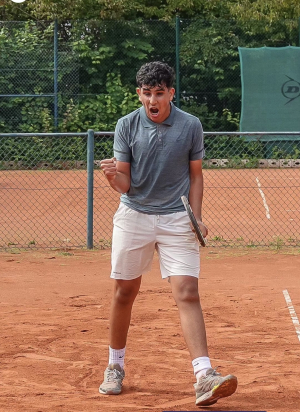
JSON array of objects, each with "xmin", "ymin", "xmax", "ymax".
[
  {"xmin": 175, "ymin": 15, "xmax": 181, "ymax": 109},
  {"xmin": 87, "ymin": 129, "xmax": 94, "ymax": 249},
  {"xmin": 54, "ymin": 19, "xmax": 59, "ymax": 131}
]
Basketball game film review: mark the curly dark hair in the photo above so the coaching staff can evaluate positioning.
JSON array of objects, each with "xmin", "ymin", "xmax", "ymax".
[{"xmin": 136, "ymin": 61, "xmax": 175, "ymax": 89}]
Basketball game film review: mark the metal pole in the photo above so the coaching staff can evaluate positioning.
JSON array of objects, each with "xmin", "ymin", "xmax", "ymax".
[
  {"xmin": 175, "ymin": 15, "xmax": 181, "ymax": 109},
  {"xmin": 54, "ymin": 19, "xmax": 59, "ymax": 131},
  {"xmin": 299, "ymin": 17, "xmax": 300, "ymax": 47},
  {"xmin": 87, "ymin": 129, "xmax": 94, "ymax": 249}
]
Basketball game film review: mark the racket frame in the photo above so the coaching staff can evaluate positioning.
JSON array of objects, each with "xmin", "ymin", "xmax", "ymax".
[{"xmin": 181, "ymin": 195, "xmax": 206, "ymax": 247}]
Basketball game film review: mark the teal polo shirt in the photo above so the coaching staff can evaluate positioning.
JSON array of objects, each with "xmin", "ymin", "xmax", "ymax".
[{"xmin": 113, "ymin": 102, "xmax": 205, "ymax": 214}]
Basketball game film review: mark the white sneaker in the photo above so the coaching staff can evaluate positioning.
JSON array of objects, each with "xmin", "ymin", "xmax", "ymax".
[
  {"xmin": 194, "ymin": 367, "xmax": 237, "ymax": 406},
  {"xmin": 99, "ymin": 363, "xmax": 125, "ymax": 395}
]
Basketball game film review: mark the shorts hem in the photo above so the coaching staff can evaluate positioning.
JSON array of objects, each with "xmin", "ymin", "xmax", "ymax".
[
  {"xmin": 110, "ymin": 269, "xmax": 150, "ymax": 280},
  {"xmin": 162, "ymin": 272, "xmax": 199, "ymax": 280}
]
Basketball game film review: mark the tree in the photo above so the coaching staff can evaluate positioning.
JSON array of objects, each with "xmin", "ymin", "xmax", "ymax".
[
  {"xmin": 2, "ymin": 0, "xmax": 300, "ymax": 23},
  {"xmin": 228, "ymin": 0, "xmax": 300, "ymax": 21},
  {"xmin": 1, "ymin": 0, "xmax": 227, "ymax": 21},
  {"xmin": 1, "ymin": 0, "xmax": 299, "ymax": 133}
]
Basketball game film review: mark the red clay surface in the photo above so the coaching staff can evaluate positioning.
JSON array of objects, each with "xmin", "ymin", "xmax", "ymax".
[
  {"xmin": 1, "ymin": 248, "xmax": 300, "ymax": 412},
  {"xmin": 1, "ymin": 168, "xmax": 299, "ymax": 249},
  {"xmin": 205, "ymin": 168, "xmax": 300, "ymax": 245}
]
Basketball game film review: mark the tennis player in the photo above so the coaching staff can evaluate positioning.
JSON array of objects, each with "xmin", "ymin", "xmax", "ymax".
[{"xmin": 99, "ymin": 61, "xmax": 237, "ymax": 407}]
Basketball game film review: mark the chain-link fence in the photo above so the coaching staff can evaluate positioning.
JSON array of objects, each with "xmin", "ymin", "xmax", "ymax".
[
  {"xmin": 1, "ymin": 19, "xmax": 300, "ymax": 249},
  {"xmin": 0, "ymin": 132, "xmax": 89, "ymax": 249},
  {"xmin": 1, "ymin": 131, "xmax": 299, "ymax": 250},
  {"xmin": 1, "ymin": 18, "xmax": 299, "ymax": 134},
  {"xmin": 0, "ymin": 21, "xmax": 79, "ymax": 133},
  {"xmin": 203, "ymin": 132, "xmax": 300, "ymax": 248}
]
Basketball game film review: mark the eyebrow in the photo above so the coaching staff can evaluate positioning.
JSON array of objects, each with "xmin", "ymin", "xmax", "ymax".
[{"xmin": 141, "ymin": 86, "xmax": 165, "ymax": 92}]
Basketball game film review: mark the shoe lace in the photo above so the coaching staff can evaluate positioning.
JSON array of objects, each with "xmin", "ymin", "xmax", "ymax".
[
  {"xmin": 204, "ymin": 368, "xmax": 222, "ymax": 387},
  {"xmin": 210, "ymin": 367, "xmax": 221, "ymax": 377},
  {"xmin": 195, "ymin": 367, "xmax": 222, "ymax": 394},
  {"xmin": 106, "ymin": 368, "xmax": 121, "ymax": 382}
]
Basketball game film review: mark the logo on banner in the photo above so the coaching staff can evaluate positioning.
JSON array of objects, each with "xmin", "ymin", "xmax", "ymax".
[{"xmin": 281, "ymin": 75, "xmax": 300, "ymax": 104}]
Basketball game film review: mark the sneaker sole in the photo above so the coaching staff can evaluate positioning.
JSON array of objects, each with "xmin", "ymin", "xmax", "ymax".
[
  {"xmin": 196, "ymin": 375, "xmax": 238, "ymax": 406},
  {"xmin": 99, "ymin": 387, "xmax": 122, "ymax": 395}
]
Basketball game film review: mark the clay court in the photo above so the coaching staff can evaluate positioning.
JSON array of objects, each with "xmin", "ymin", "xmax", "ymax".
[
  {"xmin": 1, "ymin": 247, "xmax": 300, "ymax": 412},
  {"xmin": 1, "ymin": 166, "xmax": 300, "ymax": 411},
  {"xmin": 1, "ymin": 168, "xmax": 299, "ymax": 248}
]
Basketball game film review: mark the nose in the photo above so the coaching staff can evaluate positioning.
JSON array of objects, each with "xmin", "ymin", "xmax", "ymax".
[{"xmin": 149, "ymin": 94, "xmax": 157, "ymax": 105}]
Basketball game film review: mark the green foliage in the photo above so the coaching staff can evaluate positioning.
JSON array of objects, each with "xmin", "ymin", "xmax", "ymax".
[
  {"xmin": 270, "ymin": 144, "xmax": 300, "ymax": 160},
  {"xmin": 179, "ymin": 18, "xmax": 243, "ymax": 131},
  {"xmin": 0, "ymin": 0, "xmax": 221, "ymax": 21},
  {"xmin": 59, "ymin": 73, "xmax": 140, "ymax": 132},
  {"xmin": 0, "ymin": 21, "xmax": 144, "ymax": 134},
  {"xmin": 95, "ymin": 138, "xmax": 114, "ymax": 159},
  {"xmin": 228, "ymin": 0, "xmax": 300, "ymax": 22},
  {"xmin": 0, "ymin": 15, "xmax": 299, "ymax": 168},
  {"xmin": 1, "ymin": 0, "xmax": 138, "ymax": 21},
  {"xmin": 178, "ymin": 15, "xmax": 298, "ymax": 132},
  {"xmin": 0, "ymin": 134, "xmax": 88, "ymax": 168}
]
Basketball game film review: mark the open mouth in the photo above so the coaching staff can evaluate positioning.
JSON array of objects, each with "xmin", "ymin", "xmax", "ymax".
[{"xmin": 150, "ymin": 107, "xmax": 159, "ymax": 115}]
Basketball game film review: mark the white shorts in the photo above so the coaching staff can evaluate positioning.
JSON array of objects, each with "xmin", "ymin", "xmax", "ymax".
[{"xmin": 111, "ymin": 203, "xmax": 200, "ymax": 280}]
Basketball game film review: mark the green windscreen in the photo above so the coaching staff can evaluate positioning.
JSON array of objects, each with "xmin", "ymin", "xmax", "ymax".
[{"xmin": 239, "ymin": 46, "xmax": 300, "ymax": 132}]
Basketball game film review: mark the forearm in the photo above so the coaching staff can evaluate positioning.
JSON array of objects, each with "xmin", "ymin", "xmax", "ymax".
[
  {"xmin": 106, "ymin": 172, "xmax": 130, "ymax": 194},
  {"xmin": 100, "ymin": 159, "xmax": 131, "ymax": 194}
]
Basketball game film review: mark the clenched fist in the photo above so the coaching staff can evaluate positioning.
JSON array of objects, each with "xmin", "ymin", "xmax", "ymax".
[{"xmin": 100, "ymin": 157, "xmax": 117, "ymax": 177}]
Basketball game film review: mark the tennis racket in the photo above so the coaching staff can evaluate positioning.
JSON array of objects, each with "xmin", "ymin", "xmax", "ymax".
[{"xmin": 181, "ymin": 195, "xmax": 206, "ymax": 247}]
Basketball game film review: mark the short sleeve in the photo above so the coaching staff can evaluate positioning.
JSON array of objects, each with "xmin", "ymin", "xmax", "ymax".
[
  {"xmin": 189, "ymin": 119, "xmax": 205, "ymax": 161},
  {"xmin": 113, "ymin": 119, "xmax": 132, "ymax": 162}
]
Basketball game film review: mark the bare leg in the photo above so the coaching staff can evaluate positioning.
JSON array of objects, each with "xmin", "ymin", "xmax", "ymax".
[
  {"xmin": 170, "ymin": 275, "xmax": 208, "ymax": 359},
  {"xmin": 109, "ymin": 276, "xmax": 142, "ymax": 349}
]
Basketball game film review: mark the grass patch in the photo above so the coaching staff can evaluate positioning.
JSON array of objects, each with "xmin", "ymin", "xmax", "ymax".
[{"xmin": 269, "ymin": 236, "xmax": 285, "ymax": 251}]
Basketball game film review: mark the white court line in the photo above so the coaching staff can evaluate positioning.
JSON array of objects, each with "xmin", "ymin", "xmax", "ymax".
[
  {"xmin": 283, "ymin": 290, "xmax": 300, "ymax": 343},
  {"xmin": 267, "ymin": 177, "xmax": 300, "ymax": 180},
  {"xmin": 255, "ymin": 177, "xmax": 271, "ymax": 219}
]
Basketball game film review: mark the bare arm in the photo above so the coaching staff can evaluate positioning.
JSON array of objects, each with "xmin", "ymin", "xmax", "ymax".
[
  {"xmin": 189, "ymin": 159, "xmax": 208, "ymax": 237},
  {"xmin": 100, "ymin": 158, "xmax": 131, "ymax": 194}
]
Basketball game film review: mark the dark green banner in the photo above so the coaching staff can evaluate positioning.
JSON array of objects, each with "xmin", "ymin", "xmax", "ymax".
[{"xmin": 239, "ymin": 46, "xmax": 300, "ymax": 132}]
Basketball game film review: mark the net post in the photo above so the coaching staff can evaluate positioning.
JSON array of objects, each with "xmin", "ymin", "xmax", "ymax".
[
  {"xmin": 87, "ymin": 129, "xmax": 94, "ymax": 249},
  {"xmin": 54, "ymin": 19, "xmax": 59, "ymax": 132}
]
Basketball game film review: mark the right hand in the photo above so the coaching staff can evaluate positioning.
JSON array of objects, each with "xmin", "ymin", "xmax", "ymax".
[
  {"xmin": 197, "ymin": 220, "xmax": 208, "ymax": 238},
  {"xmin": 100, "ymin": 157, "xmax": 117, "ymax": 177}
]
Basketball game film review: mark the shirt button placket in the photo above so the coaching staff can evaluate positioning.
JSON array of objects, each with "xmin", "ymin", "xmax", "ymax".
[{"xmin": 157, "ymin": 126, "xmax": 163, "ymax": 148}]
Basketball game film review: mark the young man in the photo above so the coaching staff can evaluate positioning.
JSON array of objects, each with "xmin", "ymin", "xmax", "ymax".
[{"xmin": 99, "ymin": 61, "xmax": 237, "ymax": 407}]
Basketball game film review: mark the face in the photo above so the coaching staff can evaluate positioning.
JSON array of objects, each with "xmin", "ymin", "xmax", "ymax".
[{"xmin": 137, "ymin": 84, "xmax": 175, "ymax": 123}]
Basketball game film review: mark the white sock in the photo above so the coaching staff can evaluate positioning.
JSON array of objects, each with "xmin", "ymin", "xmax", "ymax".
[
  {"xmin": 192, "ymin": 356, "xmax": 212, "ymax": 381},
  {"xmin": 109, "ymin": 346, "xmax": 126, "ymax": 368}
]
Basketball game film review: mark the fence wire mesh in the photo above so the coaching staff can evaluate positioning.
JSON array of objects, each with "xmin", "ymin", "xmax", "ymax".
[
  {"xmin": 1, "ymin": 18, "xmax": 299, "ymax": 133},
  {"xmin": 0, "ymin": 20, "xmax": 79, "ymax": 133},
  {"xmin": 203, "ymin": 133, "xmax": 300, "ymax": 248},
  {"xmin": 1, "ymin": 18, "xmax": 300, "ymax": 249},
  {"xmin": 0, "ymin": 133, "xmax": 88, "ymax": 249},
  {"xmin": 0, "ymin": 132, "xmax": 299, "ymax": 250}
]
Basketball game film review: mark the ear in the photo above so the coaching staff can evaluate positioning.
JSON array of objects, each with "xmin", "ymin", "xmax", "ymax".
[
  {"xmin": 136, "ymin": 88, "xmax": 142, "ymax": 102},
  {"xmin": 169, "ymin": 88, "xmax": 175, "ymax": 101}
]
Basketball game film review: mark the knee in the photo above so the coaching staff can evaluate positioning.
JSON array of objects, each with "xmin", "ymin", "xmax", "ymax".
[
  {"xmin": 113, "ymin": 280, "xmax": 140, "ymax": 305},
  {"xmin": 173, "ymin": 281, "xmax": 199, "ymax": 305}
]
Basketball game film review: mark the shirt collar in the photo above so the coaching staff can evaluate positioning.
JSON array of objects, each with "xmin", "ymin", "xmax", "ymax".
[{"xmin": 140, "ymin": 102, "xmax": 176, "ymax": 128}]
